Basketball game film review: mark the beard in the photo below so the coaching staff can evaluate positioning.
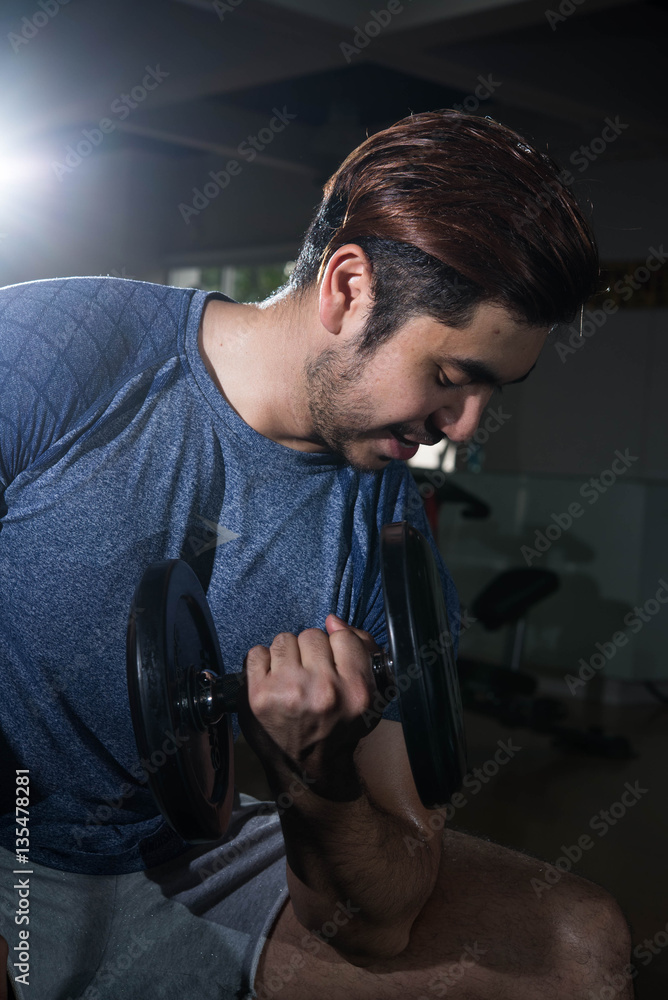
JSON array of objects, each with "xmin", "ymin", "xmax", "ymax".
[
  {"xmin": 302, "ymin": 341, "xmax": 441, "ymax": 473},
  {"xmin": 302, "ymin": 342, "xmax": 378, "ymax": 472}
]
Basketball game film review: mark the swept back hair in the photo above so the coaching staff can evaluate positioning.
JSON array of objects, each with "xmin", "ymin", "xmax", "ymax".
[{"xmin": 289, "ymin": 110, "xmax": 600, "ymax": 351}]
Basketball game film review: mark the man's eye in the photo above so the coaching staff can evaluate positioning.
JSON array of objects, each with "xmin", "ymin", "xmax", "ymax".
[{"xmin": 436, "ymin": 371, "xmax": 470, "ymax": 390}]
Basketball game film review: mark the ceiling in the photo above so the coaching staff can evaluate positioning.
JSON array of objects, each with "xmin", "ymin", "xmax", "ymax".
[
  {"xmin": 3, "ymin": 0, "xmax": 666, "ymax": 159},
  {"xmin": 0, "ymin": 0, "xmax": 666, "ymax": 278}
]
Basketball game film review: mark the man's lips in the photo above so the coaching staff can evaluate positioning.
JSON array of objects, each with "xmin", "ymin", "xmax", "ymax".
[
  {"xmin": 383, "ymin": 431, "xmax": 422, "ymax": 460},
  {"xmin": 394, "ymin": 433, "xmax": 424, "ymax": 446}
]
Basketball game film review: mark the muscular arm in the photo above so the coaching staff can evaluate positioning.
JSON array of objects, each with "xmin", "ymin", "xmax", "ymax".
[
  {"xmin": 281, "ymin": 717, "xmax": 443, "ymax": 965},
  {"xmin": 238, "ymin": 615, "xmax": 445, "ymax": 965}
]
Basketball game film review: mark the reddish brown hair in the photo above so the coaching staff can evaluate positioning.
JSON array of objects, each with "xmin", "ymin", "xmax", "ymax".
[{"xmin": 290, "ymin": 110, "xmax": 600, "ymax": 350}]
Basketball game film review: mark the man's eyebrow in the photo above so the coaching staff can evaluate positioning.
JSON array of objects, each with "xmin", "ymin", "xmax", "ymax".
[{"xmin": 441, "ymin": 356, "xmax": 537, "ymax": 386}]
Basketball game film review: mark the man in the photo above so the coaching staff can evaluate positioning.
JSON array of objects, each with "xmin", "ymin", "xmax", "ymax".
[{"xmin": 0, "ymin": 111, "xmax": 632, "ymax": 999}]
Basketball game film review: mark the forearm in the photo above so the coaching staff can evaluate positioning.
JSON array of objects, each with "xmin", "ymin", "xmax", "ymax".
[
  {"xmin": 239, "ymin": 621, "xmax": 442, "ymax": 960},
  {"xmin": 272, "ymin": 760, "xmax": 440, "ymax": 962}
]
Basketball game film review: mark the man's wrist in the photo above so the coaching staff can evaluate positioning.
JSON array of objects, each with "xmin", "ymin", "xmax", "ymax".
[{"xmin": 268, "ymin": 751, "xmax": 363, "ymax": 804}]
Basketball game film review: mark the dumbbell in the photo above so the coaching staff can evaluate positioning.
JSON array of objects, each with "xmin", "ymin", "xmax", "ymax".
[{"xmin": 126, "ymin": 521, "xmax": 467, "ymax": 843}]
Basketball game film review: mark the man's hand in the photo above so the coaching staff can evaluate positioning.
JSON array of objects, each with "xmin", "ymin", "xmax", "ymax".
[
  {"xmin": 236, "ymin": 617, "xmax": 443, "ymax": 963},
  {"xmin": 236, "ymin": 615, "xmax": 381, "ymax": 799}
]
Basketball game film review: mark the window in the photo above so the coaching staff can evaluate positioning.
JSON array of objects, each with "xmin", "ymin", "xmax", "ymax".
[{"xmin": 167, "ymin": 262, "xmax": 295, "ymax": 302}]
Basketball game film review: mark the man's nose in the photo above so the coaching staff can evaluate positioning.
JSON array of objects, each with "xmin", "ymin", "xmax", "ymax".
[{"xmin": 431, "ymin": 386, "xmax": 495, "ymax": 442}]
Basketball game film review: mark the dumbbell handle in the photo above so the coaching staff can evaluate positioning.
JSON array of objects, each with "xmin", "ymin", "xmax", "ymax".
[{"xmin": 192, "ymin": 650, "xmax": 395, "ymax": 730}]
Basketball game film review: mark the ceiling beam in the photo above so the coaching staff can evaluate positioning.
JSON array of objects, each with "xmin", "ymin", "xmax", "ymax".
[
  {"xmin": 385, "ymin": 0, "xmax": 642, "ymax": 47},
  {"xmin": 170, "ymin": 0, "xmax": 665, "ymax": 146},
  {"xmin": 114, "ymin": 119, "xmax": 315, "ymax": 175},
  {"xmin": 116, "ymin": 98, "xmax": 315, "ymax": 156}
]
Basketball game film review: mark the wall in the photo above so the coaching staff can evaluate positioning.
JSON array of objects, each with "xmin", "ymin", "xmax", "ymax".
[{"xmin": 436, "ymin": 471, "xmax": 668, "ymax": 685}]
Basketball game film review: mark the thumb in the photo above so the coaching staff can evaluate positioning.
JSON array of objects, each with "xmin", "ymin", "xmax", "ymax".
[
  {"xmin": 325, "ymin": 614, "xmax": 380, "ymax": 653},
  {"xmin": 325, "ymin": 613, "xmax": 350, "ymax": 633}
]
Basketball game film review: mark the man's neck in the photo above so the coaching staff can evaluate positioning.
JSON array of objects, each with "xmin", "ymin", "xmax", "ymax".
[{"xmin": 198, "ymin": 291, "xmax": 325, "ymax": 452}]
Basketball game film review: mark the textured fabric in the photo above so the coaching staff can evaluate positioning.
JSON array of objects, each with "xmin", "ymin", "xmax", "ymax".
[
  {"xmin": 0, "ymin": 276, "xmax": 460, "ymax": 877},
  {"xmin": 0, "ymin": 794, "xmax": 289, "ymax": 1000}
]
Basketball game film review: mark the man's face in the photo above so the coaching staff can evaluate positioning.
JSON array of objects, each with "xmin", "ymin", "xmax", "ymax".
[{"xmin": 302, "ymin": 302, "xmax": 549, "ymax": 473}]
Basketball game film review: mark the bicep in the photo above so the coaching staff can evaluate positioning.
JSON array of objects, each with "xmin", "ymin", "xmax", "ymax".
[{"xmin": 354, "ymin": 718, "xmax": 445, "ymax": 867}]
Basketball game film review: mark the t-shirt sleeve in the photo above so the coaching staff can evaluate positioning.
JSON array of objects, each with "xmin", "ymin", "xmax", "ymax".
[
  {"xmin": 357, "ymin": 460, "xmax": 461, "ymax": 724},
  {"xmin": 0, "ymin": 276, "xmax": 186, "ymax": 506},
  {"xmin": 0, "ymin": 277, "xmax": 120, "ymax": 495},
  {"xmin": 0, "ymin": 280, "xmax": 74, "ymax": 494}
]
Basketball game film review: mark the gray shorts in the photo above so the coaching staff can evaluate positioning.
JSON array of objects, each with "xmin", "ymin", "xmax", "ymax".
[{"xmin": 0, "ymin": 794, "xmax": 289, "ymax": 1000}]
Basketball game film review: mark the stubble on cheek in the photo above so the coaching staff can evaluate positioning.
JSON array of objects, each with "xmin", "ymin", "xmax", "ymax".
[{"xmin": 302, "ymin": 346, "xmax": 379, "ymax": 457}]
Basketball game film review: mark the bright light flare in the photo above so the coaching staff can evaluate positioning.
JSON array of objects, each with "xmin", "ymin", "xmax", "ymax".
[{"xmin": 0, "ymin": 154, "xmax": 49, "ymax": 188}]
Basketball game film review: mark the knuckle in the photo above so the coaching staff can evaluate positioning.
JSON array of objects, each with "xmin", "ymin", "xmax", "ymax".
[
  {"xmin": 310, "ymin": 681, "xmax": 339, "ymax": 715},
  {"xmin": 282, "ymin": 687, "xmax": 308, "ymax": 717},
  {"xmin": 349, "ymin": 678, "xmax": 374, "ymax": 716},
  {"xmin": 246, "ymin": 644, "xmax": 268, "ymax": 663},
  {"xmin": 249, "ymin": 685, "xmax": 271, "ymax": 716},
  {"xmin": 338, "ymin": 629, "xmax": 365, "ymax": 653},
  {"xmin": 271, "ymin": 631, "xmax": 294, "ymax": 650},
  {"xmin": 299, "ymin": 627, "xmax": 325, "ymax": 641}
]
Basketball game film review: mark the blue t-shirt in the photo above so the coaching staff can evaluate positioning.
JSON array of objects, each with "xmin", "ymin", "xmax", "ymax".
[{"xmin": 0, "ymin": 276, "xmax": 460, "ymax": 875}]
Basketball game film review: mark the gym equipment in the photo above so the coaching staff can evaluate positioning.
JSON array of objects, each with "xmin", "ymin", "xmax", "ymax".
[
  {"xmin": 126, "ymin": 521, "xmax": 467, "ymax": 843},
  {"xmin": 459, "ymin": 567, "xmax": 634, "ymax": 759},
  {"xmin": 409, "ymin": 470, "xmax": 491, "ymax": 536}
]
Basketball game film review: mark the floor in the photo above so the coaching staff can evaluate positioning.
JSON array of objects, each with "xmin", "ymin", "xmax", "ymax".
[{"xmin": 234, "ymin": 695, "xmax": 668, "ymax": 999}]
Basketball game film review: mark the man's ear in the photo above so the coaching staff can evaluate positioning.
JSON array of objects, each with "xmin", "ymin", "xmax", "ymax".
[{"xmin": 318, "ymin": 244, "xmax": 373, "ymax": 335}]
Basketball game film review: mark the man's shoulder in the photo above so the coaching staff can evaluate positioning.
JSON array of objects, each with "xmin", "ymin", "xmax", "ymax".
[
  {"xmin": 0, "ymin": 274, "xmax": 193, "ymax": 376},
  {"xmin": 0, "ymin": 276, "xmax": 198, "ymax": 486},
  {"xmin": 0, "ymin": 274, "xmax": 191, "ymax": 331}
]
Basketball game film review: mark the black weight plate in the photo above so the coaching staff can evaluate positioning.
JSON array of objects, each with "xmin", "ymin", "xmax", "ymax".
[
  {"xmin": 380, "ymin": 522, "xmax": 467, "ymax": 808},
  {"xmin": 126, "ymin": 559, "xmax": 234, "ymax": 843}
]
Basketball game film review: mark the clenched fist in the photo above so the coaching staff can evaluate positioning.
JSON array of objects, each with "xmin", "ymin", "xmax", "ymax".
[{"xmin": 236, "ymin": 614, "xmax": 381, "ymax": 800}]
